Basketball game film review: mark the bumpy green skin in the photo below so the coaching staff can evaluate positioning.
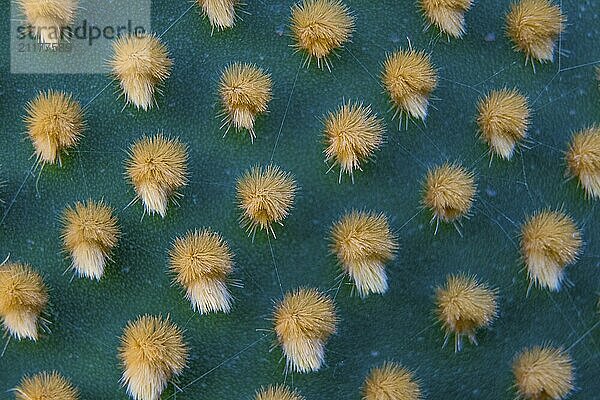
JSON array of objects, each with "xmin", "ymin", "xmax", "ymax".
[{"xmin": 1, "ymin": 1, "xmax": 599, "ymax": 399}]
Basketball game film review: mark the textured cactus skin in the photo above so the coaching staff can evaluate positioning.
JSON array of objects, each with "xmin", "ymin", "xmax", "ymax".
[{"xmin": 1, "ymin": 1, "xmax": 599, "ymax": 399}]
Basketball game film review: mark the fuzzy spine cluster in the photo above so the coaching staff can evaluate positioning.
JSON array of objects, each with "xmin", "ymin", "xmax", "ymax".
[
  {"xmin": 290, "ymin": 0, "xmax": 354, "ymax": 69},
  {"xmin": 382, "ymin": 49, "xmax": 438, "ymax": 122},
  {"xmin": 25, "ymin": 90, "xmax": 85, "ymax": 166},
  {"xmin": 126, "ymin": 134, "xmax": 189, "ymax": 217},
  {"xmin": 273, "ymin": 288, "xmax": 337, "ymax": 372},
  {"xmin": 169, "ymin": 229, "xmax": 234, "ymax": 314},
  {"xmin": 0, "ymin": 263, "xmax": 48, "ymax": 341},
  {"xmin": 435, "ymin": 274, "xmax": 498, "ymax": 352},
  {"xmin": 14, "ymin": 371, "xmax": 79, "ymax": 400},
  {"xmin": 330, "ymin": 210, "xmax": 397, "ymax": 297},
  {"xmin": 110, "ymin": 34, "xmax": 172, "ymax": 110},
  {"xmin": 62, "ymin": 200, "xmax": 120, "ymax": 280},
  {"xmin": 119, "ymin": 315, "xmax": 188, "ymax": 400}
]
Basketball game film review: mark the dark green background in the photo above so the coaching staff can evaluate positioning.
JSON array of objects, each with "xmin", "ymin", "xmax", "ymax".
[{"xmin": 1, "ymin": 1, "xmax": 599, "ymax": 399}]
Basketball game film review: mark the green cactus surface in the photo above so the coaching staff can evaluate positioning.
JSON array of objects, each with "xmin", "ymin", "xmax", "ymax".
[{"xmin": 1, "ymin": 0, "xmax": 599, "ymax": 399}]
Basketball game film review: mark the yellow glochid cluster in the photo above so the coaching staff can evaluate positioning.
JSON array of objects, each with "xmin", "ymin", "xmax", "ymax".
[
  {"xmin": 14, "ymin": 371, "xmax": 79, "ymax": 400},
  {"xmin": 61, "ymin": 200, "xmax": 120, "ymax": 280},
  {"xmin": 125, "ymin": 134, "xmax": 189, "ymax": 217},
  {"xmin": 169, "ymin": 229, "xmax": 235, "ymax": 315},
  {"xmin": 512, "ymin": 345, "xmax": 574, "ymax": 400},
  {"xmin": 255, "ymin": 385, "xmax": 305, "ymax": 400},
  {"xmin": 290, "ymin": 0, "xmax": 354, "ymax": 69},
  {"xmin": 362, "ymin": 362, "xmax": 422, "ymax": 400},
  {"xmin": 323, "ymin": 102, "xmax": 385, "ymax": 182},
  {"xmin": 236, "ymin": 165, "xmax": 297, "ymax": 238},
  {"xmin": 0, "ymin": 262, "xmax": 48, "ymax": 341},
  {"xmin": 420, "ymin": 0, "xmax": 473, "ymax": 38},
  {"xmin": 565, "ymin": 126, "xmax": 600, "ymax": 199},
  {"xmin": 25, "ymin": 90, "xmax": 85, "ymax": 166},
  {"xmin": 119, "ymin": 315, "xmax": 188, "ymax": 400},
  {"xmin": 330, "ymin": 210, "xmax": 397, "ymax": 297},
  {"xmin": 422, "ymin": 163, "xmax": 476, "ymax": 230},
  {"xmin": 110, "ymin": 34, "xmax": 172, "ymax": 110},
  {"xmin": 18, "ymin": 0, "xmax": 78, "ymax": 45},
  {"xmin": 477, "ymin": 88, "xmax": 530, "ymax": 160},
  {"xmin": 218, "ymin": 62, "xmax": 273, "ymax": 141},
  {"xmin": 520, "ymin": 210, "xmax": 582, "ymax": 292},
  {"xmin": 273, "ymin": 288, "xmax": 337, "ymax": 373},
  {"xmin": 196, "ymin": 0, "xmax": 239, "ymax": 31},
  {"xmin": 435, "ymin": 274, "xmax": 498, "ymax": 352},
  {"xmin": 382, "ymin": 49, "xmax": 438, "ymax": 123},
  {"xmin": 506, "ymin": 0, "xmax": 565, "ymax": 66}
]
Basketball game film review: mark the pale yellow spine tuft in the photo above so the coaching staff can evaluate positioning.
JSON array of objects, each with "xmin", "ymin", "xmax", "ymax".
[
  {"xmin": 435, "ymin": 274, "xmax": 498, "ymax": 352},
  {"xmin": 382, "ymin": 49, "xmax": 438, "ymax": 122},
  {"xmin": 197, "ymin": 0, "xmax": 238, "ymax": 30},
  {"xmin": 477, "ymin": 89, "xmax": 530, "ymax": 160},
  {"xmin": 236, "ymin": 165, "xmax": 297, "ymax": 238},
  {"xmin": 506, "ymin": 0, "xmax": 565, "ymax": 65},
  {"xmin": 25, "ymin": 90, "xmax": 85, "ymax": 166},
  {"xmin": 565, "ymin": 126, "xmax": 600, "ymax": 199},
  {"xmin": 290, "ymin": 0, "xmax": 354, "ymax": 69},
  {"xmin": 513, "ymin": 345, "xmax": 574, "ymax": 400},
  {"xmin": 420, "ymin": 0, "xmax": 473, "ymax": 38},
  {"xmin": 255, "ymin": 385, "xmax": 305, "ymax": 400},
  {"xmin": 18, "ymin": 0, "xmax": 77, "ymax": 45},
  {"xmin": 62, "ymin": 200, "xmax": 120, "ymax": 280},
  {"xmin": 0, "ymin": 263, "xmax": 48, "ymax": 341},
  {"xmin": 169, "ymin": 229, "xmax": 234, "ymax": 314},
  {"xmin": 330, "ymin": 210, "xmax": 398, "ymax": 297},
  {"xmin": 125, "ymin": 134, "xmax": 189, "ymax": 217},
  {"xmin": 110, "ymin": 34, "xmax": 172, "ymax": 110},
  {"xmin": 362, "ymin": 362, "xmax": 422, "ymax": 400},
  {"xmin": 323, "ymin": 102, "xmax": 384, "ymax": 181},
  {"xmin": 119, "ymin": 315, "xmax": 188, "ymax": 400},
  {"xmin": 14, "ymin": 371, "xmax": 79, "ymax": 400},
  {"xmin": 218, "ymin": 63, "xmax": 273, "ymax": 141},
  {"xmin": 520, "ymin": 210, "xmax": 582, "ymax": 291},
  {"xmin": 273, "ymin": 288, "xmax": 337, "ymax": 373},
  {"xmin": 422, "ymin": 163, "xmax": 476, "ymax": 227}
]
